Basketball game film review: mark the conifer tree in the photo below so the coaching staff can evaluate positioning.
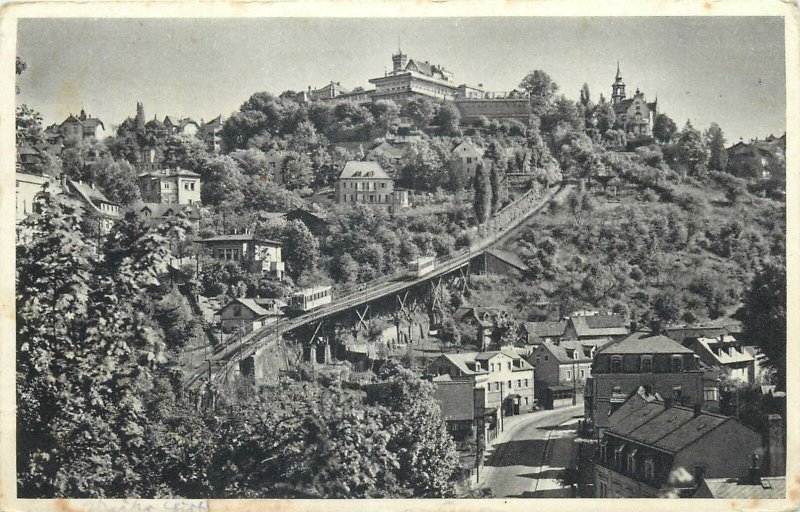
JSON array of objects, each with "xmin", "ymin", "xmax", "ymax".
[
  {"xmin": 489, "ymin": 163, "xmax": 502, "ymax": 215},
  {"xmin": 472, "ymin": 161, "xmax": 490, "ymax": 223}
]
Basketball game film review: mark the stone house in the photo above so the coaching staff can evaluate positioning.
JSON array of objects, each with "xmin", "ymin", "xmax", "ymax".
[
  {"xmin": 334, "ymin": 161, "xmax": 409, "ymax": 212},
  {"xmin": 138, "ymin": 167, "xmax": 202, "ymax": 205}
]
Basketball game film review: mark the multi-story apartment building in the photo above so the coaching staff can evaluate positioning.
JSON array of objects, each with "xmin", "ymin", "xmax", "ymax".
[
  {"xmin": 595, "ymin": 392, "xmax": 764, "ymax": 498},
  {"xmin": 137, "ymin": 167, "xmax": 202, "ymax": 205},
  {"xmin": 585, "ymin": 332, "xmax": 707, "ymax": 434},
  {"xmin": 527, "ymin": 339, "xmax": 609, "ymax": 409},
  {"xmin": 427, "ymin": 349, "xmax": 535, "ymax": 415},
  {"xmin": 334, "ymin": 161, "xmax": 408, "ymax": 212}
]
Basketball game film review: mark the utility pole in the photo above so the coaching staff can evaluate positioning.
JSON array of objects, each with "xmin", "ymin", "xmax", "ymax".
[
  {"xmin": 500, "ymin": 381, "xmax": 505, "ymax": 432},
  {"xmin": 572, "ymin": 359, "xmax": 578, "ymax": 406}
]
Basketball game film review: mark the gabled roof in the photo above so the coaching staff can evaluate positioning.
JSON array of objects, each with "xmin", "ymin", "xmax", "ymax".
[
  {"xmin": 606, "ymin": 394, "xmax": 746, "ymax": 454},
  {"xmin": 67, "ymin": 179, "xmax": 119, "ymax": 209},
  {"xmin": 338, "ymin": 161, "xmax": 391, "ymax": 180},
  {"xmin": 452, "ymin": 140, "xmax": 485, "ymax": 158},
  {"xmin": 197, "ymin": 233, "xmax": 281, "ymax": 246},
  {"xmin": 218, "ymin": 298, "xmax": 270, "ymax": 317},
  {"xmin": 138, "ymin": 168, "xmax": 202, "ymax": 179},
  {"xmin": 523, "ymin": 321, "xmax": 567, "ymax": 339},
  {"xmin": 537, "ymin": 339, "xmax": 601, "ymax": 364},
  {"xmin": 693, "ymin": 336, "xmax": 755, "ymax": 365},
  {"xmin": 437, "ymin": 352, "xmax": 486, "ymax": 376},
  {"xmin": 598, "ymin": 332, "xmax": 695, "ymax": 355},
  {"xmin": 568, "ymin": 314, "xmax": 628, "ymax": 337},
  {"xmin": 664, "ymin": 326, "xmax": 729, "ymax": 343},
  {"xmin": 61, "ymin": 114, "xmax": 81, "ymax": 125},
  {"xmin": 696, "ymin": 477, "xmax": 785, "ymax": 499}
]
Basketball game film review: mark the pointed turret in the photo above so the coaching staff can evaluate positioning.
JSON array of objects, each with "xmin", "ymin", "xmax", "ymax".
[{"xmin": 611, "ymin": 62, "xmax": 626, "ymax": 105}]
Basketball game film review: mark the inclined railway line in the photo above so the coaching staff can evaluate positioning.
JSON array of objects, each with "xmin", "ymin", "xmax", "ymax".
[{"xmin": 184, "ymin": 182, "xmax": 569, "ymax": 390}]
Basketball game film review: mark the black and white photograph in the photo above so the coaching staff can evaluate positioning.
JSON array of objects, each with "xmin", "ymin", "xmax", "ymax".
[{"xmin": 3, "ymin": 2, "xmax": 797, "ymax": 508}]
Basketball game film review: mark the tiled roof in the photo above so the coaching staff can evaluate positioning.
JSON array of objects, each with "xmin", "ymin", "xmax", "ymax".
[
  {"xmin": 696, "ymin": 477, "xmax": 785, "ymax": 499},
  {"xmin": 664, "ymin": 326, "xmax": 729, "ymax": 343},
  {"xmin": 523, "ymin": 321, "xmax": 567, "ymax": 339},
  {"xmin": 219, "ymin": 298, "xmax": 270, "ymax": 317},
  {"xmin": 569, "ymin": 314, "xmax": 628, "ymax": 337},
  {"xmin": 67, "ymin": 179, "xmax": 118, "ymax": 207},
  {"xmin": 439, "ymin": 352, "xmax": 485, "ymax": 376},
  {"xmin": 198, "ymin": 233, "xmax": 281, "ymax": 245},
  {"xmin": 694, "ymin": 336, "xmax": 755, "ymax": 365},
  {"xmin": 598, "ymin": 332, "xmax": 695, "ymax": 355},
  {"xmin": 433, "ymin": 380, "xmax": 475, "ymax": 421},
  {"xmin": 606, "ymin": 394, "xmax": 741, "ymax": 454},
  {"xmin": 538, "ymin": 339, "xmax": 602, "ymax": 364},
  {"xmin": 338, "ymin": 161, "xmax": 391, "ymax": 180}
]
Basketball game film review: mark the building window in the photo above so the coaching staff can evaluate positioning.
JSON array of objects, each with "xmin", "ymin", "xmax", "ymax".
[
  {"xmin": 544, "ymin": 355, "xmax": 549, "ymax": 361},
  {"xmin": 507, "ymin": 380, "xmax": 511, "ymax": 389},
  {"xmin": 599, "ymin": 441, "xmax": 608, "ymax": 462},
  {"xmin": 507, "ymin": 362, "xmax": 512, "ymax": 370},
  {"xmin": 627, "ymin": 449, "xmax": 637, "ymax": 474},
  {"xmin": 611, "ymin": 356, "xmax": 623, "ymax": 373},
  {"xmin": 566, "ymin": 370, "xmax": 572, "ymax": 380},
  {"xmin": 598, "ymin": 480, "xmax": 608, "ymax": 498},
  {"xmin": 495, "ymin": 382, "xmax": 501, "ymax": 391},
  {"xmin": 673, "ymin": 386, "xmax": 683, "ymax": 400},
  {"xmin": 644, "ymin": 459, "xmax": 655, "ymax": 481},
  {"xmin": 517, "ymin": 379, "xmax": 521, "ymax": 388},
  {"xmin": 580, "ymin": 369, "xmax": 586, "ymax": 379},
  {"xmin": 641, "ymin": 356, "xmax": 653, "ymax": 373},
  {"xmin": 614, "ymin": 445, "xmax": 624, "ymax": 468},
  {"xmin": 671, "ymin": 355, "xmax": 683, "ymax": 373},
  {"xmin": 524, "ymin": 379, "xmax": 528, "ymax": 387},
  {"xmin": 233, "ymin": 305, "xmax": 242, "ymax": 317},
  {"xmin": 704, "ymin": 387, "xmax": 718, "ymax": 401}
]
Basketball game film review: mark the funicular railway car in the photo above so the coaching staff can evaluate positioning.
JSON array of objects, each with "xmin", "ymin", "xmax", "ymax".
[
  {"xmin": 288, "ymin": 285, "xmax": 332, "ymax": 314},
  {"xmin": 408, "ymin": 256, "xmax": 436, "ymax": 279}
]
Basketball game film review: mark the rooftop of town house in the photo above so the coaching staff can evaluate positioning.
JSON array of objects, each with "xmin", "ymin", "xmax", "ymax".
[
  {"xmin": 217, "ymin": 298, "xmax": 272, "ymax": 317},
  {"xmin": 696, "ymin": 476, "xmax": 786, "ymax": 499},
  {"xmin": 597, "ymin": 332, "xmax": 695, "ymax": 355},
  {"xmin": 523, "ymin": 320, "xmax": 568, "ymax": 339},
  {"xmin": 196, "ymin": 233, "xmax": 282, "ymax": 246},
  {"xmin": 606, "ymin": 393, "xmax": 746, "ymax": 454},
  {"xmin": 568, "ymin": 314, "xmax": 628, "ymax": 337},
  {"xmin": 338, "ymin": 161, "xmax": 392, "ymax": 180},
  {"xmin": 691, "ymin": 336, "xmax": 755, "ymax": 365}
]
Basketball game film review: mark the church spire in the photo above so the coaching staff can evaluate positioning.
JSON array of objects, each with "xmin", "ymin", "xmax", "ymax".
[{"xmin": 612, "ymin": 62, "xmax": 626, "ymax": 105}]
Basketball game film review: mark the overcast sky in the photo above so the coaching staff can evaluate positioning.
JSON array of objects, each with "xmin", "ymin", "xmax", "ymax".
[{"xmin": 16, "ymin": 17, "xmax": 785, "ymax": 143}]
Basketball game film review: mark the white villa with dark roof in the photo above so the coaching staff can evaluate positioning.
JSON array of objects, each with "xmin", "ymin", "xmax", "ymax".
[
  {"xmin": 334, "ymin": 161, "xmax": 408, "ymax": 212},
  {"xmin": 197, "ymin": 233, "xmax": 284, "ymax": 278},
  {"xmin": 138, "ymin": 167, "xmax": 202, "ymax": 205}
]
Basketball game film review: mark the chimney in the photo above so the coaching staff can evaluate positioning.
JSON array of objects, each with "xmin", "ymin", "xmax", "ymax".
[
  {"xmin": 746, "ymin": 453, "xmax": 761, "ymax": 484},
  {"xmin": 765, "ymin": 414, "xmax": 785, "ymax": 476},
  {"xmin": 630, "ymin": 320, "xmax": 638, "ymax": 332}
]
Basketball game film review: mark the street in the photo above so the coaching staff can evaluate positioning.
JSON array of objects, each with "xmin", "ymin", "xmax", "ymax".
[{"xmin": 480, "ymin": 403, "xmax": 583, "ymax": 498}]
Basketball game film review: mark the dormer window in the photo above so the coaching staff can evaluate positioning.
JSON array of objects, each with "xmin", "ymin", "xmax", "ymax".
[{"xmin": 644, "ymin": 458, "xmax": 655, "ymax": 480}]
